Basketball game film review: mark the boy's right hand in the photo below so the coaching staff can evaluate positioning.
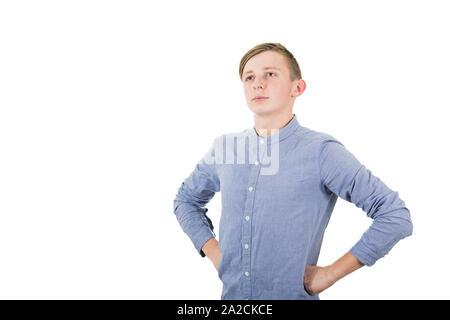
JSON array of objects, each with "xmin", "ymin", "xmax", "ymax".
[{"xmin": 201, "ymin": 238, "xmax": 222, "ymax": 271}]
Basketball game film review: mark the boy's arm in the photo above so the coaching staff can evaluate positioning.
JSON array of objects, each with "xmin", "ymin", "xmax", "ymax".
[
  {"xmin": 173, "ymin": 138, "xmax": 221, "ymax": 258},
  {"xmin": 328, "ymin": 251, "xmax": 364, "ymax": 282},
  {"xmin": 304, "ymin": 137, "xmax": 413, "ymax": 295},
  {"xmin": 304, "ymin": 251, "xmax": 363, "ymax": 295},
  {"xmin": 202, "ymin": 238, "xmax": 222, "ymax": 270},
  {"xmin": 319, "ymin": 137, "xmax": 413, "ymax": 267}
]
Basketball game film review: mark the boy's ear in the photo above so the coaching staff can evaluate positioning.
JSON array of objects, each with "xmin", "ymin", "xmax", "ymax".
[
  {"xmin": 292, "ymin": 79, "xmax": 306, "ymax": 97},
  {"xmin": 297, "ymin": 79, "xmax": 306, "ymax": 94}
]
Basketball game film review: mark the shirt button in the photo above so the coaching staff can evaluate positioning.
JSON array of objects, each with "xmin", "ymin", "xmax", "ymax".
[
  {"xmin": 245, "ymin": 271, "xmax": 249, "ymax": 276},
  {"xmin": 254, "ymin": 161, "xmax": 259, "ymax": 165},
  {"xmin": 260, "ymin": 139, "xmax": 264, "ymax": 144},
  {"xmin": 244, "ymin": 243, "xmax": 249, "ymax": 249},
  {"xmin": 245, "ymin": 216, "xmax": 250, "ymax": 221},
  {"xmin": 248, "ymin": 186, "xmax": 253, "ymax": 192}
]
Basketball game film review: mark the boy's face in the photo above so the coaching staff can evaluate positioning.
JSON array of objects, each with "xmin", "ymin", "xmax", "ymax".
[{"xmin": 242, "ymin": 50, "xmax": 305, "ymax": 117}]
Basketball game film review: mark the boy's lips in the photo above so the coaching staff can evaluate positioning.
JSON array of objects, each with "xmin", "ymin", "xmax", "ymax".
[{"xmin": 252, "ymin": 96, "xmax": 269, "ymax": 101}]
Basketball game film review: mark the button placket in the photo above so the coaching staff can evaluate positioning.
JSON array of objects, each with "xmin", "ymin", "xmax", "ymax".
[{"xmin": 241, "ymin": 138, "xmax": 266, "ymax": 299}]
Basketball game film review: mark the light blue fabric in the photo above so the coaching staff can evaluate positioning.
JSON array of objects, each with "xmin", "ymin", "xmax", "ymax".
[{"xmin": 173, "ymin": 114, "xmax": 413, "ymax": 300}]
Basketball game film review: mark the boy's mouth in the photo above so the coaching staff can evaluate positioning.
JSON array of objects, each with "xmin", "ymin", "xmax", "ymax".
[{"xmin": 253, "ymin": 96, "xmax": 269, "ymax": 101}]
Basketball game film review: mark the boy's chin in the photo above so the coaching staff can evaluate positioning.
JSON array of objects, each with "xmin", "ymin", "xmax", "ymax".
[{"xmin": 248, "ymin": 105, "xmax": 278, "ymax": 116}]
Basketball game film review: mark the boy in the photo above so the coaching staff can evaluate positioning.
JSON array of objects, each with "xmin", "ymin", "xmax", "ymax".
[{"xmin": 173, "ymin": 42, "xmax": 413, "ymax": 300}]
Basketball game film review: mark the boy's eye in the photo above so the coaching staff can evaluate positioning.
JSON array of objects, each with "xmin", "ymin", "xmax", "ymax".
[{"xmin": 245, "ymin": 72, "xmax": 276, "ymax": 81}]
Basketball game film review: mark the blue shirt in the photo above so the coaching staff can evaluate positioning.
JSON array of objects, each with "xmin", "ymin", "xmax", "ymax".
[{"xmin": 173, "ymin": 114, "xmax": 413, "ymax": 300}]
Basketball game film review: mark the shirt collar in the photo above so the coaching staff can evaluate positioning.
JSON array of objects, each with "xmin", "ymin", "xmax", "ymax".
[{"xmin": 249, "ymin": 113, "xmax": 301, "ymax": 145}]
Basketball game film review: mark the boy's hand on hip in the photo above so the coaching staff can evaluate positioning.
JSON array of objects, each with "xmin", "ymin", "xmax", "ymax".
[
  {"xmin": 201, "ymin": 238, "xmax": 222, "ymax": 271},
  {"xmin": 303, "ymin": 265, "xmax": 336, "ymax": 296}
]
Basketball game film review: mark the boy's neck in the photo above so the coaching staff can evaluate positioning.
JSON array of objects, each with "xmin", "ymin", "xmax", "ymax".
[{"xmin": 253, "ymin": 111, "xmax": 295, "ymax": 138}]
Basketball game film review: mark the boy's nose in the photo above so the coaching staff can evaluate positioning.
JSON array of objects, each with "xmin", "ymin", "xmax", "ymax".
[{"xmin": 253, "ymin": 78, "xmax": 265, "ymax": 89}]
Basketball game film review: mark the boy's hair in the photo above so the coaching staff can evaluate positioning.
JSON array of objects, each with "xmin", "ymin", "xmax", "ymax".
[{"xmin": 239, "ymin": 42, "xmax": 302, "ymax": 82}]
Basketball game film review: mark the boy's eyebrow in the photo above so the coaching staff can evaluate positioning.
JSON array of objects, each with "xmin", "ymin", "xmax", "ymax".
[{"xmin": 243, "ymin": 66, "xmax": 282, "ymax": 75}]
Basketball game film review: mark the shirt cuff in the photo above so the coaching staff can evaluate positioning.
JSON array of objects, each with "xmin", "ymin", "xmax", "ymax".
[
  {"xmin": 349, "ymin": 240, "xmax": 379, "ymax": 267},
  {"xmin": 193, "ymin": 227, "xmax": 216, "ymax": 258}
]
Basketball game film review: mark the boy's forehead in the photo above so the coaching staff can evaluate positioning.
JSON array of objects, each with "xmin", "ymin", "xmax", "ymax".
[{"xmin": 244, "ymin": 51, "xmax": 287, "ymax": 73}]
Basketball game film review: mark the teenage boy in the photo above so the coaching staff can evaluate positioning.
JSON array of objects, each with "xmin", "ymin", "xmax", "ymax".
[{"xmin": 173, "ymin": 42, "xmax": 413, "ymax": 300}]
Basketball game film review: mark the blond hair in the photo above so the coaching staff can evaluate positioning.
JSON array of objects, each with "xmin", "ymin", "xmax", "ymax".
[{"xmin": 239, "ymin": 42, "xmax": 302, "ymax": 82}]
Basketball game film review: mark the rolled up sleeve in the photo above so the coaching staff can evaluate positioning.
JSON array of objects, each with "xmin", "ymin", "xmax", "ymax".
[
  {"xmin": 319, "ymin": 137, "xmax": 413, "ymax": 266},
  {"xmin": 173, "ymin": 139, "xmax": 221, "ymax": 257}
]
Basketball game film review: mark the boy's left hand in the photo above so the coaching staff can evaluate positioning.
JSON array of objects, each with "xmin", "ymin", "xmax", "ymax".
[{"xmin": 303, "ymin": 265, "xmax": 336, "ymax": 296}]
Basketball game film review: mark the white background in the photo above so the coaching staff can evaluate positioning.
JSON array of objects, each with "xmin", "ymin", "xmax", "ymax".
[{"xmin": 0, "ymin": 0, "xmax": 448, "ymax": 299}]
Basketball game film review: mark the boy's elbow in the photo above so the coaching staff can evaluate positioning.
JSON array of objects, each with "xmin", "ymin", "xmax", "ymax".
[
  {"xmin": 399, "ymin": 213, "xmax": 413, "ymax": 239},
  {"xmin": 390, "ymin": 204, "xmax": 413, "ymax": 239},
  {"xmin": 404, "ymin": 218, "xmax": 413, "ymax": 238}
]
